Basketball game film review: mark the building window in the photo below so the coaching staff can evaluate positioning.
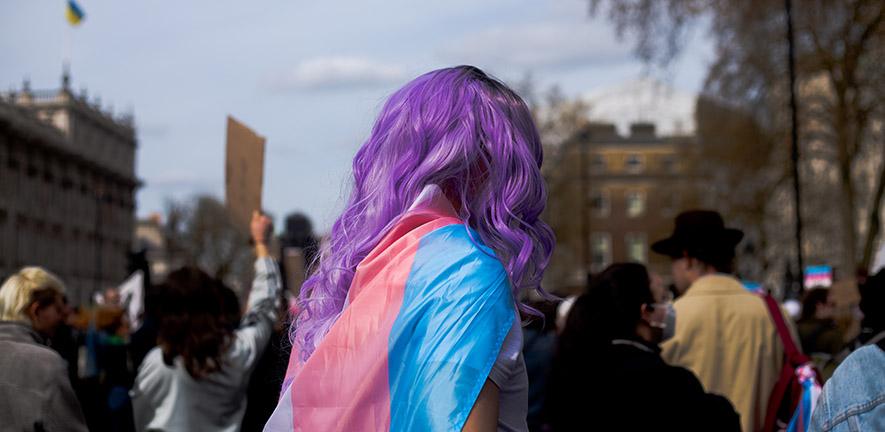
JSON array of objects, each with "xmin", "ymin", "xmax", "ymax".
[
  {"xmin": 662, "ymin": 155, "xmax": 677, "ymax": 173},
  {"xmin": 625, "ymin": 153, "xmax": 644, "ymax": 173},
  {"xmin": 590, "ymin": 189, "xmax": 610, "ymax": 217},
  {"xmin": 591, "ymin": 154, "xmax": 606, "ymax": 173},
  {"xmin": 626, "ymin": 190, "xmax": 645, "ymax": 218},
  {"xmin": 591, "ymin": 232, "xmax": 612, "ymax": 272},
  {"xmin": 661, "ymin": 191, "xmax": 677, "ymax": 217},
  {"xmin": 626, "ymin": 233, "xmax": 647, "ymax": 264}
]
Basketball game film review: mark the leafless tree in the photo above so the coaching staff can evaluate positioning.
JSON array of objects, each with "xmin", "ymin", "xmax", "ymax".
[
  {"xmin": 163, "ymin": 195, "xmax": 253, "ymax": 294},
  {"xmin": 589, "ymin": 0, "xmax": 885, "ymax": 274}
]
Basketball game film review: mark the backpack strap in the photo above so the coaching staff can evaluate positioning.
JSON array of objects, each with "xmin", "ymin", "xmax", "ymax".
[
  {"xmin": 759, "ymin": 293, "xmax": 808, "ymax": 366},
  {"xmin": 759, "ymin": 293, "xmax": 813, "ymax": 431}
]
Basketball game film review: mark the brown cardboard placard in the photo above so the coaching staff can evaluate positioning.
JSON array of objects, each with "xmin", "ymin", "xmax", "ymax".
[{"xmin": 225, "ymin": 116, "xmax": 266, "ymax": 234}]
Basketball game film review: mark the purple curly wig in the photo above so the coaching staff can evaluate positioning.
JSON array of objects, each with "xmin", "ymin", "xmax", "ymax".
[{"xmin": 293, "ymin": 65, "xmax": 555, "ymax": 360}]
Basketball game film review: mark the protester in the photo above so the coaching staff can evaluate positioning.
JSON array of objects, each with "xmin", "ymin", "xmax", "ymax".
[
  {"xmin": 809, "ymin": 269, "xmax": 885, "ymax": 431},
  {"xmin": 652, "ymin": 210, "xmax": 793, "ymax": 432},
  {"xmin": 81, "ymin": 301, "xmax": 135, "ymax": 432},
  {"xmin": 850, "ymin": 268, "xmax": 885, "ymax": 349},
  {"xmin": 130, "ymin": 211, "xmax": 281, "ymax": 432},
  {"xmin": 0, "ymin": 266, "xmax": 88, "ymax": 432},
  {"xmin": 240, "ymin": 290, "xmax": 292, "ymax": 431},
  {"xmin": 128, "ymin": 249, "xmax": 157, "ymax": 373},
  {"xmin": 797, "ymin": 287, "xmax": 843, "ymax": 378},
  {"xmin": 51, "ymin": 295, "xmax": 82, "ymax": 388},
  {"xmin": 264, "ymin": 65, "xmax": 554, "ymax": 431},
  {"xmin": 522, "ymin": 300, "xmax": 557, "ymax": 432},
  {"xmin": 545, "ymin": 263, "xmax": 740, "ymax": 431}
]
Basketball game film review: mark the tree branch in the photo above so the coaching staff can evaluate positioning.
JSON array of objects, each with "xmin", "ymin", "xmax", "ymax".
[{"xmin": 861, "ymin": 153, "xmax": 885, "ymax": 268}]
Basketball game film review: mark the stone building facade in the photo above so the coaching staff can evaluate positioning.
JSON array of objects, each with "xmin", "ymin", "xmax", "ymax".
[
  {"xmin": 544, "ymin": 122, "xmax": 706, "ymax": 293},
  {"xmin": 0, "ymin": 74, "xmax": 138, "ymax": 305},
  {"xmin": 133, "ymin": 213, "xmax": 170, "ymax": 281}
]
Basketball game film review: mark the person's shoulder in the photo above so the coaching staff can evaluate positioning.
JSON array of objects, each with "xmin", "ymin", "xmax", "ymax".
[
  {"xmin": 659, "ymin": 364, "xmax": 741, "ymax": 429},
  {"xmin": 413, "ymin": 224, "xmax": 512, "ymax": 304},
  {"xmin": 815, "ymin": 345, "xmax": 885, "ymax": 430},
  {"xmin": 0, "ymin": 332, "xmax": 64, "ymax": 362},
  {"xmin": 0, "ymin": 338, "xmax": 69, "ymax": 390},
  {"xmin": 660, "ymin": 363, "xmax": 706, "ymax": 393},
  {"xmin": 846, "ymin": 344, "xmax": 885, "ymax": 362},
  {"xmin": 832, "ymin": 345, "xmax": 885, "ymax": 385},
  {"xmin": 137, "ymin": 347, "xmax": 171, "ymax": 377},
  {"xmin": 417, "ymin": 224, "xmax": 507, "ymax": 276},
  {"xmin": 15, "ymin": 340, "xmax": 67, "ymax": 372}
]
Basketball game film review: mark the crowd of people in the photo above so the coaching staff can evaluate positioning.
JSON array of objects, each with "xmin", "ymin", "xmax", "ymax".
[
  {"xmin": 0, "ymin": 212, "xmax": 288, "ymax": 432},
  {"xmin": 1, "ymin": 66, "xmax": 883, "ymax": 431}
]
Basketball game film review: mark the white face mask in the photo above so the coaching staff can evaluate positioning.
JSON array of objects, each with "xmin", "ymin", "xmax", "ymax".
[{"xmin": 649, "ymin": 302, "xmax": 676, "ymax": 343}]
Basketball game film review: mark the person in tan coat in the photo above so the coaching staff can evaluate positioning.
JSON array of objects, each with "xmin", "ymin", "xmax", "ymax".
[{"xmin": 653, "ymin": 210, "xmax": 789, "ymax": 432}]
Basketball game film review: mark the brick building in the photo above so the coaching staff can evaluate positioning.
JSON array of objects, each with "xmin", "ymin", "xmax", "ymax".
[{"xmin": 544, "ymin": 122, "xmax": 705, "ymax": 293}]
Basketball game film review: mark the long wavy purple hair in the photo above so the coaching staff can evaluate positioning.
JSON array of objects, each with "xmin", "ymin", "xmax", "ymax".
[{"xmin": 293, "ymin": 65, "xmax": 555, "ymax": 361}]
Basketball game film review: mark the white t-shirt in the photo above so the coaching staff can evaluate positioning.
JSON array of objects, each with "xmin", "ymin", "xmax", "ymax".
[{"xmin": 488, "ymin": 311, "xmax": 529, "ymax": 432}]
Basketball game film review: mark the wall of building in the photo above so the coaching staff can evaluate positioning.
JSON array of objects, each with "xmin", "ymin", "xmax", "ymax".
[
  {"xmin": 544, "ymin": 122, "xmax": 703, "ymax": 292},
  {"xmin": 0, "ymin": 84, "xmax": 138, "ymax": 306}
]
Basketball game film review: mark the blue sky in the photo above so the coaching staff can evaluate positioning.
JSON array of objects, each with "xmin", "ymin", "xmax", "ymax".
[{"xmin": 2, "ymin": 1, "xmax": 712, "ymax": 233}]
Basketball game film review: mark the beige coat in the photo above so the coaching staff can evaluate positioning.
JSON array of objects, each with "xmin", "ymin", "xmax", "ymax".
[{"xmin": 662, "ymin": 274, "xmax": 789, "ymax": 432}]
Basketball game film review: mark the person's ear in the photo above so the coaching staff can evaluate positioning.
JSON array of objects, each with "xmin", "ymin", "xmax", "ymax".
[
  {"xmin": 27, "ymin": 302, "xmax": 41, "ymax": 322},
  {"xmin": 640, "ymin": 303, "xmax": 653, "ymax": 321}
]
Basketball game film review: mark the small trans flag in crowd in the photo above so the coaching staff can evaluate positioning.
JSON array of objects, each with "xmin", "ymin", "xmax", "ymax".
[
  {"xmin": 787, "ymin": 364, "xmax": 822, "ymax": 432},
  {"xmin": 66, "ymin": 0, "xmax": 85, "ymax": 26}
]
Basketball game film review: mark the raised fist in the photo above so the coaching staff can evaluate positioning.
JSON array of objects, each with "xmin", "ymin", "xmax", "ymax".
[{"xmin": 251, "ymin": 210, "xmax": 272, "ymax": 246}]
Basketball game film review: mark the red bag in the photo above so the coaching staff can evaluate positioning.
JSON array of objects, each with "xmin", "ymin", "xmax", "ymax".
[{"xmin": 759, "ymin": 293, "xmax": 819, "ymax": 432}]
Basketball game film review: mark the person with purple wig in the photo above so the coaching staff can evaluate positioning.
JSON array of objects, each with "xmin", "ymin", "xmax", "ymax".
[{"xmin": 264, "ymin": 65, "xmax": 554, "ymax": 431}]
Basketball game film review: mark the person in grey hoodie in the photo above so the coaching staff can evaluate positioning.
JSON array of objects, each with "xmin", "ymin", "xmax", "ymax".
[
  {"xmin": 131, "ymin": 211, "xmax": 282, "ymax": 432},
  {"xmin": 0, "ymin": 266, "xmax": 88, "ymax": 432}
]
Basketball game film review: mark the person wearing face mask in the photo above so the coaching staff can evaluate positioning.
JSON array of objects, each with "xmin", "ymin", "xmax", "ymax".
[
  {"xmin": 545, "ymin": 263, "xmax": 739, "ymax": 431},
  {"xmin": 0, "ymin": 267, "xmax": 88, "ymax": 432}
]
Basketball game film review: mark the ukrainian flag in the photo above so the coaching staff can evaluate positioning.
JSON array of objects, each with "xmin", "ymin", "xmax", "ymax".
[{"xmin": 66, "ymin": 0, "xmax": 85, "ymax": 26}]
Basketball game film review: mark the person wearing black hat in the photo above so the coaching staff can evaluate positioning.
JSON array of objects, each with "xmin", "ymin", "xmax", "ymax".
[{"xmin": 652, "ymin": 210, "xmax": 792, "ymax": 432}]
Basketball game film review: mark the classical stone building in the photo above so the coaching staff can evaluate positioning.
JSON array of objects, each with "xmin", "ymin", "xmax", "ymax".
[
  {"xmin": 544, "ymin": 122, "xmax": 706, "ymax": 293},
  {"xmin": 0, "ymin": 74, "xmax": 139, "ymax": 305},
  {"xmin": 133, "ymin": 213, "xmax": 170, "ymax": 281}
]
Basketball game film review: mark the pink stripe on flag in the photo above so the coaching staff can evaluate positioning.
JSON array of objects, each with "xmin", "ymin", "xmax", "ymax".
[{"xmin": 287, "ymin": 209, "xmax": 460, "ymax": 431}]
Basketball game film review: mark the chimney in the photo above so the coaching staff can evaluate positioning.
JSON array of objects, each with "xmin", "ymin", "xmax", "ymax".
[
  {"xmin": 582, "ymin": 122, "xmax": 619, "ymax": 141},
  {"xmin": 629, "ymin": 122, "xmax": 656, "ymax": 140}
]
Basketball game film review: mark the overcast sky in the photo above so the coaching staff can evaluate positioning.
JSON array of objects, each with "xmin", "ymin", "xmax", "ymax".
[{"xmin": 2, "ymin": 1, "xmax": 712, "ymax": 233}]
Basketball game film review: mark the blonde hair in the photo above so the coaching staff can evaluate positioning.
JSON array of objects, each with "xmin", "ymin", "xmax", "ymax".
[{"xmin": 0, "ymin": 267, "xmax": 66, "ymax": 322}]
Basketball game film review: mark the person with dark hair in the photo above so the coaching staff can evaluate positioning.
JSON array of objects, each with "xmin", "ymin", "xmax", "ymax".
[
  {"xmin": 545, "ymin": 263, "xmax": 739, "ymax": 431},
  {"xmin": 522, "ymin": 300, "xmax": 557, "ymax": 432},
  {"xmin": 811, "ymin": 269, "xmax": 885, "ymax": 431},
  {"xmin": 130, "ymin": 211, "xmax": 281, "ymax": 432},
  {"xmin": 652, "ymin": 210, "xmax": 793, "ymax": 432},
  {"xmin": 797, "ymin": 288, "xmax": 843, "ymax": 367},
  {"xmin": 852, "ymin": 268, "xmax": 885, "ymax": 349}
]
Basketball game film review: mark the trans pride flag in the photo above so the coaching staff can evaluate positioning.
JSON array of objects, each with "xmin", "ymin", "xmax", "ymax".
[
  {"xmin": 786, "ymin": 364, "xmax": 822, "ymax": 432},
  {"xmin": 264, "ymin": 186, "xmax": 516, "ymax": 431}
]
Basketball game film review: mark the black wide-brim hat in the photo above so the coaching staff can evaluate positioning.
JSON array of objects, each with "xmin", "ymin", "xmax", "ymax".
[{"xmin": 651, "ymin": 210, "xmax": 744, "ymax": 258}]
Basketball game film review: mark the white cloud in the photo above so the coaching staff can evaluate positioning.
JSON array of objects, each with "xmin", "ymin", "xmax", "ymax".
[
  {"xmin": 440, "ymin": 21, "xmax": 632, "ymax": 71},
  {"xmin": 583, "ymin": 78, "xmax": 698, "ymax": 136},
  {"xmin": 266, "ymin": 56, "xmax": 406, "ymax": 91}
]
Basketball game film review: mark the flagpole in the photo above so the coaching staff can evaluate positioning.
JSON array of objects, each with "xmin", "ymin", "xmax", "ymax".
[{"xmin": 63, "ymin": 0, "xmax": 72, "ymax": 79}]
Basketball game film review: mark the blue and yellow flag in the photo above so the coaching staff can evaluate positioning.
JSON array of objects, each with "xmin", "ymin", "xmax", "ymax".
[{"xmin": 66, "ymin": 0, "xmax": 85, "ymax": 26}]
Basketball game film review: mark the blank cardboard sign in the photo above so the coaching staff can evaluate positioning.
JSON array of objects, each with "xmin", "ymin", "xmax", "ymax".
[{"xmin": 225, "ymin": 116, "xmax": 265, "ymax": 233}]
